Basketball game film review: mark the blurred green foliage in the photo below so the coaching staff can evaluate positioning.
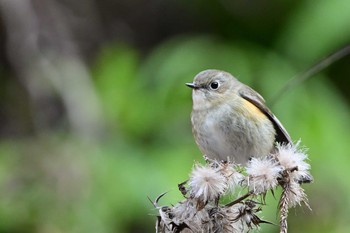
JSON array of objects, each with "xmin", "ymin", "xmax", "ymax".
[{"xmin": 1, "ymin": 0, "xmax": 350, "ymax": 233}]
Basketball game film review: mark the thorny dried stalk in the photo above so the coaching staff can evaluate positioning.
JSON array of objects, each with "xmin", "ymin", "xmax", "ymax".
[{"xmin": 150, "ymin": 143, "xmax": 312, "ymax": 233}]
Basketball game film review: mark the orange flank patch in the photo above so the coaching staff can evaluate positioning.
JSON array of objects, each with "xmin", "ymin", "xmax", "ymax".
[{"xmin": 240, "ymin": 98, "xmax": 267, "ymax": 121}]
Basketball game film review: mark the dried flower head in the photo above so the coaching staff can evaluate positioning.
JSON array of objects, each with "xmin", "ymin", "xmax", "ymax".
[
  {"xmin": 246, "ymin": 157, "xmax": 282, "ymax": 194},
  {"xmin": 152, "ymin": 144, "xmax": 312, "ymax": 233},
  {"xmin": 219, "ymin": 162, "xmax": 245, "ymax": 193},
  {"xmin": 276, "ymin": 142, "xmax": 313, "ymax": 183},
  {"xmin": 188, "ymin": 164, "xmax": 227, "ymax": 203},
  {"xmin": 285, "ymin": 180, "xmax": 309, "ymax": 208}
]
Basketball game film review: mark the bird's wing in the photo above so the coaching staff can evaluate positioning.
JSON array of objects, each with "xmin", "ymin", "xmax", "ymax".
[{"xmin": 239, "ymin": 85, "xmax": 292, "ymax": 145}]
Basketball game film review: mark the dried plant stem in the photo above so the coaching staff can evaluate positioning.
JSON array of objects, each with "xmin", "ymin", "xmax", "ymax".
[
  {"xmin": 279, "ymin": 186, "xmax": 289, "ymax": 233},
  {"xmin": 225, "ymin": 191, "xmax": 253, "ymax": 207},
  {"xmin": 152, "ymin": 143, "xmax": 312, "ymax": 233},
  {"xmin": 279, "ymin": 170, "xmax": 291, "ymax": 233}
]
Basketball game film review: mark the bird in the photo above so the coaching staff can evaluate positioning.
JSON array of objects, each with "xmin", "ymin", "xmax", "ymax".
[{"xmin": 186, "ymin": 69, "xmax": 292, "ymax": 165}]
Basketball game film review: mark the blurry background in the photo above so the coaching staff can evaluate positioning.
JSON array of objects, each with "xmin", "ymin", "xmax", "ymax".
[{"xmin": 0, "ymin": 0, "xmax": 350, "ymax": 232}]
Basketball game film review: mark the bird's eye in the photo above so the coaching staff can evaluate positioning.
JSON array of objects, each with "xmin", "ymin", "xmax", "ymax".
[{"xmin": 209, "ymin": 81, "xmax": 219, "ymax": 90}]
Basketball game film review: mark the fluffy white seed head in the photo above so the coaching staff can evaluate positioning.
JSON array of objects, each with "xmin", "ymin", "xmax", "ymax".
[
  {"xmin": 188, "ymin": 164, "xmax": 227, "ymax": 203},
  {"xmin": 286, "ymin": 180, "xmax": 309, "ymax": 208},
  {"xmin": 246, "ymin": 157, "xmax": 282, "ymax": 194},
  {"xmin": 276, "ymin": 142, "xmax": 312, "ymax": 181},
  {"xmin": 219, "ymin": 162, "xmax": 245, "ymax": 193}
]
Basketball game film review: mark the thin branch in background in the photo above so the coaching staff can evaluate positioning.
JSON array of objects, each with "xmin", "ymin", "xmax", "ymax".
[{"xmin": 270, "ymin": 45, "xmax": 350, "ymax": 106}]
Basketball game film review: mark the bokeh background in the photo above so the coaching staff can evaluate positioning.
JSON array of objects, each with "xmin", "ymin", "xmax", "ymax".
[{"xmin": 0, "ymin": 0, "xmax": 350, "ymax": 232}]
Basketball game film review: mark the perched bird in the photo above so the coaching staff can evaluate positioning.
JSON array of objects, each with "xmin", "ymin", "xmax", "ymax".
[{"xmin": 186, "ymin": 69, "xmax": 292, "ymax": 165}]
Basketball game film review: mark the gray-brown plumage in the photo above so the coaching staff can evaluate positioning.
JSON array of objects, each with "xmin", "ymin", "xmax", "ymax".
[{"xmin": 187, "ymin": 69, "xmax": 291, "ymax": 164}]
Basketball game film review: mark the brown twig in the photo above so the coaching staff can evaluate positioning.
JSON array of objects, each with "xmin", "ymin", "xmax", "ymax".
[
  {"xmin": 278, "ymin": 170, "xmax": 291, "ymax": 233},
  {"xmin": 225, "ymin": 191, "xmax": 253, "ymax": 207}
]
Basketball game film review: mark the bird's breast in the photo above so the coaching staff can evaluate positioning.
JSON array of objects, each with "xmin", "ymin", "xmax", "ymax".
[{"xmin": 191, "ymin": 100, "xmax": 275, "ymax": 164}]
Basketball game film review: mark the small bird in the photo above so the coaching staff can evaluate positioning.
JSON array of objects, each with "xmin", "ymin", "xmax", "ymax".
[{"xmin": 186, "ymin": 69, "xmax": 292, "ymax": 165}]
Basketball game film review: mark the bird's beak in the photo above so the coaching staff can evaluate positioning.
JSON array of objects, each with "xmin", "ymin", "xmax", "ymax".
[{"xmin": 186, "ymin": 82, "xmax": 198, "ymax": 89}]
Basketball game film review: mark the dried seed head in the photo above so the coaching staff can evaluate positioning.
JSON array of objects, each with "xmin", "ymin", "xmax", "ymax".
[
  {"xmin": 219, "ymin": 162, "xmax": 245, "ymax": 193},
  {"xmin": 246, "ymin": 157, "xmax": 282, "ymax": 194},
  {"xmin": 188, "ymin": 164, "xmax": 227, "ymax": 203}
]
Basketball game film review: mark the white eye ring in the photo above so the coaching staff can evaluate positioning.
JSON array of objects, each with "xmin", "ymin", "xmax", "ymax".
[{"xmin": 209, "ymin": 81, "xmax": 219, "ymax": 90}]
